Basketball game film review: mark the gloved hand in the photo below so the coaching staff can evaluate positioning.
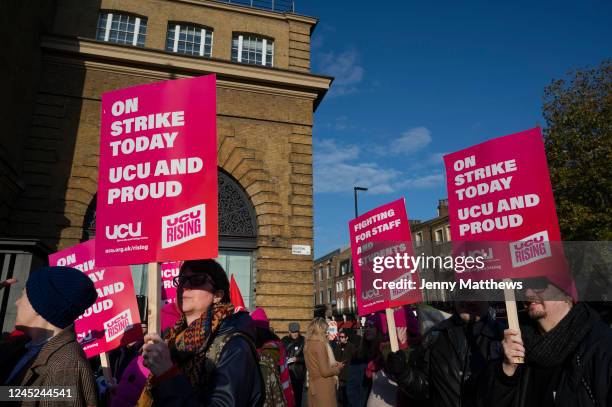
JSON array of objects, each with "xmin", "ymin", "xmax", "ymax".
[{"xmin": 386, "ymin": 350, "xmax": 407, "ymax": 378}]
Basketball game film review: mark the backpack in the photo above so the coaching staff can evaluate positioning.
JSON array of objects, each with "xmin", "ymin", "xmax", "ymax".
[
  {"xmin": 258, "ymin": 350, "xmax": 288, "ymax": 407},
  {"xmin": 205, "ymin": 331, "xmax": 277, "ymax": 407}
]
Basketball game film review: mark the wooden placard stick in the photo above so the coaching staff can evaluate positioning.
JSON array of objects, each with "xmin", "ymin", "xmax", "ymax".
[
  {"xmin": 503, "ymin": 278, "xmax": 524, "ymax": 364},
  {"xmin": 147, "ymin": 262, "xmax": 161, "ymax": 335},
  {"xmin": 99, "ymin": 352, "xmax": 113, "ymax": 382},
  {"xmin": 385, "ymin": 308, "xmax": 399, "ymax": 352}
]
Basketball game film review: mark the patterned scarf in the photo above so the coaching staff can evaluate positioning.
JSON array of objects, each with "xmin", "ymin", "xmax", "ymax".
[{"xmin": 137, "ymin": 302, "xmax": 235, "ymax": 406}]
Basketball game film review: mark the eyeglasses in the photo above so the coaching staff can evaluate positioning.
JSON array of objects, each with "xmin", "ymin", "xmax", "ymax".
[{"xmin": 173, "ymin": 274, "xmax": 214, "ymax": 288}]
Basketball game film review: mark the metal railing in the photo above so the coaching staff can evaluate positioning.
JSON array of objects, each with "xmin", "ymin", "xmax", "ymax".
[{"xmin": 213, "ymin": 0, "xmax": 295, "ymax": 13}]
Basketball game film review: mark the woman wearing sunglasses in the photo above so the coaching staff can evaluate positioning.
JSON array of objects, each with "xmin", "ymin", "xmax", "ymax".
[{"xmin": 138, "ymin": 259, "xmax": 264, "ymax": 407}]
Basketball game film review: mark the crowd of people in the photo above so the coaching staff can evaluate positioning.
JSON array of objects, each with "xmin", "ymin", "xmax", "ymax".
[{"xmin": 1, "ymin": 261, "xmax": 612, "ymax": 406}]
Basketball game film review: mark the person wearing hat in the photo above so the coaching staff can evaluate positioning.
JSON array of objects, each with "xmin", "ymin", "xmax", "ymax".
[
  {"xmin": 0, "ymin": 266, "xmax": 98, "ymax": 406},
  {"xmin": 282, "ymin": 322, "xmax": 306, "ymax": 407},
  {"xmin": 483, "ymin": 277, "xmax": 612, "ymax": 407},
  {"xmin": 139, "ymin": 259, "xmax": 263, "ymax": 407}
]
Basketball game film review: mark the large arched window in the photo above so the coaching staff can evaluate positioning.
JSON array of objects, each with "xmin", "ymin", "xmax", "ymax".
[{"xmin": 82, "ymin": 169, "xmax": 258, "ymax": 309}]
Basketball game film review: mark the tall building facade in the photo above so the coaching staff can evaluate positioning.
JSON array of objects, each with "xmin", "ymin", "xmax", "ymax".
[
  {"xmin": 313, "ymin": 247, "xmax": 357, "ymax": 319},
  {"xmin": 0, "ymin": 0, "xmax": 331, "ymax": 333}
]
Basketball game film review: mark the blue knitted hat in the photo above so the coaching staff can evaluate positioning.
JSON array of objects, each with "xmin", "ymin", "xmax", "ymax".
[{"xmin": 26, "ymin": 266, "xmax": 98, "ymax": 329}]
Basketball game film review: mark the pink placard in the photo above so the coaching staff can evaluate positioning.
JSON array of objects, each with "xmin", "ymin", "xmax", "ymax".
[
  {"xmin": 349, "ymin": 198, "xmax": 422, "ymax": 315},
  {"xmin": 96, "ymin": 75, "xmax": 218, "ymax": 266},
  {"xmin": 443, "ymin": 127, "xmax": 572, "ymax": 291},
  {"xmin": 49, "ymin": 240, "xmax": 143, "ymax": 358},
  {"xmin": 161, "ymin": 261, "xmax": 181, "ymax": 305}
]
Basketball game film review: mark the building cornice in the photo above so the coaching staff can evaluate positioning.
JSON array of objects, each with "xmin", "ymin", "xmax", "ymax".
[
  {"xmin": 169, "ymin": 0, "xmax": 318, "ymax": 25},
  {"xmin": 41, "ymin": 35, "xmax": 332, "ymax": 108}
]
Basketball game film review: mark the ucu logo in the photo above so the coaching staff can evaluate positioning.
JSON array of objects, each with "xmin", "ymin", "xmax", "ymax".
[
  {"xmin": 513, "ymin": 234, "xmax": 545, "ymax": 251},
  {"xmin": 76, "ymin": 329, "xmax": 95, "ymax": 344},
  {"xmin": 362, "ymin": 288, "xmax": 381, "ymax": 300},
  {"xmin": 162, "ymin": 204, "xmax": 206, "ymax": 249},
  {"xmin": 165, "ymin": 210, "xmax": 201, "ymax": 226},
  {"xmin": 105, "ymin": 222, "xmax": 142, "ymax": 240}
]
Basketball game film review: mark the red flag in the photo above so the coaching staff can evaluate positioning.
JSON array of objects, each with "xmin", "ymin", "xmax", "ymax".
[{"xmin": 230, "ymin": 274, "xmax": 246, "ymax": 312}]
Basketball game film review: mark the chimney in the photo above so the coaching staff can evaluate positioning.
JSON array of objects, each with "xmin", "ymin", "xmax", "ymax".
[{"xmin": 437, "ymin": 199, "xmax": 449, "ymax": 217}]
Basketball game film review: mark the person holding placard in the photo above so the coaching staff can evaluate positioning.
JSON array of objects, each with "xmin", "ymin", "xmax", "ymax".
[
  {"xmin": 0, "ymin": 266, "xmax": 99, "ymax": 406},
  {"xmin": 386, "ymin": 296, "xmax": 503, "ymax": 407},
  {"xmin": 137, "ymin": 259, "xmax": 263, "ymax": 407},
  {"xmin": 484, "ymin": 278, "xmax": 612, "ymax": 407}
]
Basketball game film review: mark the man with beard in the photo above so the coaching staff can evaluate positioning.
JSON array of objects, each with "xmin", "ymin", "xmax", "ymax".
[
  {"xmin": 386, "ymin": 296, "xmax": 504, "ymax": 407},
  {"xmin": 485, "ymin": 277, "xmax": 612, "ymax": 406}
]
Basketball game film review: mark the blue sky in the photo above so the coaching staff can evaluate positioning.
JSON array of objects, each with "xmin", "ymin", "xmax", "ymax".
[{"xmin": 296, "ymin": 1, "xmax": 612, "ymax": 258}]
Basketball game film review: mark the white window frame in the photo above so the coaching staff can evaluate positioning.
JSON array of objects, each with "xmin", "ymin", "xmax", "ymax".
[
  {"xmin": 415, "ymin": 231, "xmax": 424, "ymax": 247},
  {"xmin": 170, "ymin": 24, "xmax": 212, "ymax": 57},
  {"xmin": 233, "ymin": 34, "xmax": 273, "ymax": 66},
  {"xmin": 434, "ymin": 228, "xmax": 444, "ymax": 243},
  {"xmin": 100, "ymin": 13, "xmax": 142, "ymax": 46}
]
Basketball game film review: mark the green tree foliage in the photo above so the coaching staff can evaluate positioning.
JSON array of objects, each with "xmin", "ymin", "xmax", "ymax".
[{"xmin": 543, "ymin": 60, "xmax": 612, "ymax": 240}]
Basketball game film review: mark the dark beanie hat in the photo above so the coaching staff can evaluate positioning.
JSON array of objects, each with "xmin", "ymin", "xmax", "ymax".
[
  {"xmin": 26, "ymin": 266, "xmax": 98, "ymax": 329},
  {"xmin": 180, "ymin": 259, "xmax": 230, "ymax": 302}
]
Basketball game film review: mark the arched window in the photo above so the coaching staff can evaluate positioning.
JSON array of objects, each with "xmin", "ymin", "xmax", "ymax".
[
  {"xmin": 231, "ymin": 33, "xmax": 274, "ymax": 67},
  {"xmin": 96, "ymin": 11, "xmax": 148, "ymax": 47},
  {"xmin": 166, "ymin": 23, "xmax": 213, "ymax": 58}
]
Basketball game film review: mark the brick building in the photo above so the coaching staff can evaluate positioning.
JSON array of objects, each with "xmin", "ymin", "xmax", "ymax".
[
  {"xmin": 313, "ymin": 246, "xmax": 357, "ymax": 319},
  {"xmin": 0, "ymin": 0, "xmax": 331, "ymax": 333}
]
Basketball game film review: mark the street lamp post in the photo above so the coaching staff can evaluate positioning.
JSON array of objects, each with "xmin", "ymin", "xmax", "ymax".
[
  {"xmin": 354, "ymin": 186, "xmax": 368, "ymax": 218},
  {"xmin": 351, "ymin": 186, "xmax": 367, "ymax": 328}
]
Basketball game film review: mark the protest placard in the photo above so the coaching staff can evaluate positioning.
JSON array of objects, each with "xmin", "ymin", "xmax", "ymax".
[
  {"xmin": 96, "ymin": 74, "xmax": 218, "ymax": 266},
  {"xmin": 444, "ymin": 127, "xmax": 573, "ymax": 363},
  {"xmin": 49, "ymin": 240, "xmax": 142, "ymax": 358},
  {"xmin": 443, "ymin": 127, "xmax": 572, "ymax": 291},
  {"xmin": 161, "ymin": 261, "xmax": 181, "ymax": 305},
  {"xmin": 349, "ymin": 198, "xmax": 421, "ymax": 318}
]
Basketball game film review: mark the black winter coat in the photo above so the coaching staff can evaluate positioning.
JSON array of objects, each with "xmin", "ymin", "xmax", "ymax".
[
  {"xmin": 152, "ymin": 311, "xmax": 264, "ymax": 407},
  {"xmin": 482, "ymin": 311, "xmax": 612, "ymax": 407},
  {"xmin": 281, "ymin": 334, "xmax": 306, "ymax": 381},
  {"xmin": 394, "ymin": 314, "xmax": 504, "ymax": 407}
]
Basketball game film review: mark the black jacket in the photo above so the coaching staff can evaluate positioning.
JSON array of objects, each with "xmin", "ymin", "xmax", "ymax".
[
  {"xmin": 333, "ymin": 341, "xmax": 357, "ymax": 382},
  {"xmin": 0, "ymin": 332, "xmax": 29, "ymax": 384},
  {"xmin": 152, "ymin": 311, "xmax": 264, "ymax": 406},
  {"xmin": 281, "ymin": 334, "xmax": 306, "ymax": 381},
  {"xmin": 482, "ymin": 308, "xmax": 612, "ymax": 407},
  {"xmin": 390, "ymin": 314, "xmax": 504, "ymax": 407}
]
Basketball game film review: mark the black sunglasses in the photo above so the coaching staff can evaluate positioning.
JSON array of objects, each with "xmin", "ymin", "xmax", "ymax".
[
  {"xmin": 518, "ymin": 277, "xmax": 550, "ymax": 292},
  {"xmin": 173, "ymin": 274, "xmax": 214, "ymax": 288}
]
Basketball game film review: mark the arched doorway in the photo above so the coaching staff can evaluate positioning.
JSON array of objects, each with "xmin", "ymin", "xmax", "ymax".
[{"xmin": 82, "ymin": 168, "xmax": 258, "ymax": 309}]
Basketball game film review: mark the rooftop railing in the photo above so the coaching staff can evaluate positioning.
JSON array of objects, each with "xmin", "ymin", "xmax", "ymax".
[{"xmin": 213, "ymin": 0, "xmax": 295, "ymax": 13}]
